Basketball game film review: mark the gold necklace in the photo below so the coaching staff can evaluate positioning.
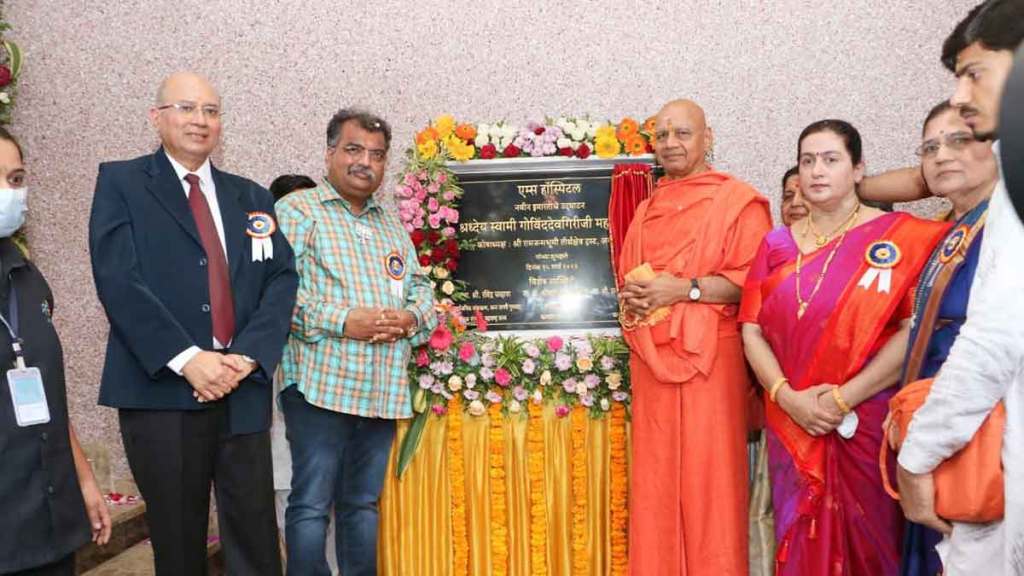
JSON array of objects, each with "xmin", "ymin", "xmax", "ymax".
[
  {"xmin": 805, "ymin": 203, "xmax": 861, "ymax": 247},
  {"xmin": 795, "ymin": 204, "xmax": 860, "ymax": 319}
]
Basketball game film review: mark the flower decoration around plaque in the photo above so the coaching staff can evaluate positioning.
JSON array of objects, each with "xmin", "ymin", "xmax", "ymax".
[{"xmin": 395, "ymin": 113, "xmax": 653, "ymax": 476}]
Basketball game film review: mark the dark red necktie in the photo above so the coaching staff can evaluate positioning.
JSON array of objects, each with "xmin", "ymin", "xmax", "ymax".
[{"xmin": 185, "ymin": 173, "xmax": 235, "ymax": 346}]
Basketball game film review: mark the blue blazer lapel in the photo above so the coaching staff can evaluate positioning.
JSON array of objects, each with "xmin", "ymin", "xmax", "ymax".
[
  {"xmin": 211, "ymin": 165, "xmax": 247, "ymax": 278},
  {"xmin": 145, "ymin": 149, "xmax": 203, "ymax": 248}
]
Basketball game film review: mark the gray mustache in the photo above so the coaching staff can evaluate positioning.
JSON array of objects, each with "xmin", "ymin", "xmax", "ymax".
[{"xmin": 348, "ymin": 165, "xmax": 375, "ymax": 180}]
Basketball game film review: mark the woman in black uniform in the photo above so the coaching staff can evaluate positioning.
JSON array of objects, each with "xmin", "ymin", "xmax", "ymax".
[{"xmin": 0, "ymin": 127, "xmax": 110, "ymax": 575}]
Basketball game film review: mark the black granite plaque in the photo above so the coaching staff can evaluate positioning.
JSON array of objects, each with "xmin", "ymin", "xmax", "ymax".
[{"xmin": 451, "ymin": 157, "xmax": 657, "ymax": 332}]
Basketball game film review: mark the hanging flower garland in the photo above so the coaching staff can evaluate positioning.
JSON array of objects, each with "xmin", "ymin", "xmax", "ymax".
[
  {"xmin": 570, "ymin": 406, "xmax": 590, "ymax": 576},
  {"xmin": 489, "ymin": 401, "xmax": 509, "ymax": 576},
  {"xmin": 609, "ymin": 403, "xmax": 629, "ymax": 575},
  {"xmin": 526, "ymin": 399, "xmax": 548, "ymax": 575},
  {"xmin": 447, "ymin": 395, "xmax": 469, "ymax": 575}
]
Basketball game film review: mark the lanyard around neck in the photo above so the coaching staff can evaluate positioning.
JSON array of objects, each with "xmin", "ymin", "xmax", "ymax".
[{"xmin": 0, "ymin": 279, "xmax": 24, "ymax": 369}]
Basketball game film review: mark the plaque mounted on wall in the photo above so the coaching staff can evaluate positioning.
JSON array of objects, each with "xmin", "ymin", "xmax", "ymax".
[{"xmin": 452, "ymin": 156, "xmax": 658, "ymax": 333}]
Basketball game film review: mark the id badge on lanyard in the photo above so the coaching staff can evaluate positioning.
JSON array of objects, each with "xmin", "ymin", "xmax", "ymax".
[{"xmin": 3, "ymin": 283, "xmax": 50, "ymax": 426}]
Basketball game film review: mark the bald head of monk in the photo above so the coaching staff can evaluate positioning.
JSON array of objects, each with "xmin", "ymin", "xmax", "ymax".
[
  {"xmin": 149, "ymin": 71, "xmax": 222, "ymax": 171},
  {"xmin": 652, "ymin": 99, "xmax": 714, "ymax": 179}
]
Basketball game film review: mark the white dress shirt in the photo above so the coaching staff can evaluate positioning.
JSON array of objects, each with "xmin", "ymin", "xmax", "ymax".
[
  {"xmin": 899, "ymin": 142, "xmax": 1024, "ymax": 575},
  {"xmin": 163, "ymin": 153, "xmax": 231, "ymax": 374}
]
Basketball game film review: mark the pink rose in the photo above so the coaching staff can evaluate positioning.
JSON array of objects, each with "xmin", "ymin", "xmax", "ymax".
[
  {"xmin": 458, "ymin": 341, "xmax": 477, "ymax": 363},
  {"xmin": 404, "ymin": 174, "xmax": 417, "ymax": 186},
  {"xmin": 442, "ymin": 190, "xmax": 456, "ymax": 202},
  {"xmin": 442, "ymin": 226, "xmax": 456, "ymax": 238},
  {"xmin": 431, "ymin": 404, "xmax": 448, "ymax": 416},
  {"xmin": 428, "ymin": 182, "xmax": 441, "ymax": 194},
  {"xmin": 429, "ymin": 325, "xmax": 453, "ymax": 351},
  {"xmin": 414, "ymin": 189, "xmax": 428, "ymax": 202},
  {"xmin": 416, "ymin": 348, "xmax": 430, "ymax": 367},
  {"xmin": 555, "ymin": 405, "xmax": 571, "ymax": 418},
  {"xmin": 427, "ymin": 198, "xmax": 440, "ymax": 212},
  {"xmin": 437, "ymin": 172, "xmax": 448, "ymax": 184},
  {"xmin": 445, "ymin": 207, "xmax": 460, "ymax": 224},
  {"xmin": 494, "ymin": 368, "xmax": 512, "ymax": 387},
  {"xmin": 546, "ymin": 335, "xmax": 564, "ymax": 353},
  {"xmin": 428, "ymin": 213, "xmax": 442, "ymax": 229}
]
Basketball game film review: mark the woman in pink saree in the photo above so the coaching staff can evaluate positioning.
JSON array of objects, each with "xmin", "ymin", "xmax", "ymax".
[{"xmin": 740, "ymin": 120, "xmax": 948, "ymax": 575}]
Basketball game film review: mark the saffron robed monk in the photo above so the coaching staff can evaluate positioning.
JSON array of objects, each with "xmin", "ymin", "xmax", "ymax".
[
  {"xmin": 88, "ymin": 72, "xmax": 298, "ymax": 575},
  {"xmin": 617, "ymin": 99, "xmax": 773, "ymax": 576}
]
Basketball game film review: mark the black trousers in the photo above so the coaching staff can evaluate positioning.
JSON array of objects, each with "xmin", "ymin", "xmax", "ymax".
[
  {"xmin": 3, "ymin": 554, "xmax": 73, "ymax": 576},
  {"xmin": 120, "ymin": 405, "xmax": 282, "ymax": 576}
]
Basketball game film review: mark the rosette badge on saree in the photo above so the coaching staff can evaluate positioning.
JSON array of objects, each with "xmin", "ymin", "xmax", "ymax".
[
  {"xmin": 857, "ymin": 240, "xmax": 901, "ymax": 293},
  {"xmin": 619, "ymin": 262, "xmax": 670, "ymax": 329},
  {"xmin": 246, "ymin": 211, "xmax": 276, "ymax": 261}
]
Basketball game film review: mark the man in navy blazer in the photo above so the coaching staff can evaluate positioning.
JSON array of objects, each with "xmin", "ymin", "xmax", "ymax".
[{"xmin": 89, "ymin": 71, "xmax": 297, "ymax": 576}]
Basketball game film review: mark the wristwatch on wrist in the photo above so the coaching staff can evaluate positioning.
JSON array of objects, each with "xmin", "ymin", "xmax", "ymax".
[
  {"xmin": 405, "ymin": 313, "xmax": 419, "ymax": 338},
  {"xmin": 687, "ymin": 278, "xmax": 703, "ymax": 302}
]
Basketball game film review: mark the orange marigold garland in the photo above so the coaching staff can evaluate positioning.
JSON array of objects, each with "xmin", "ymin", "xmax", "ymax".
[
  {"xmin": 570, "ymin": 406, "xmax": 589, "ymax": 576},
  {"xmin": 527, "ymin": 400, "xmax": 548, "ymax": 575},
  {"xmin": 448, "ymin": 396, "xmax": 469, "ymax": 575},
  {"xmin": 489, "ymin": 402, "xmax": 509, "ymax": 576},
  {"xmin": 609, "ymin": 403, "xmax": 629, "ymax": 575}
]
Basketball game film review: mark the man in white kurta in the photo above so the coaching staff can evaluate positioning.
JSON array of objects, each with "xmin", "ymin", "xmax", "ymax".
[
  {"xmin": 898, "ymin": 150, "xmax": 1023, "ymax": 574},
  {"xmin": 897, "ymin": 2, "xmax": 1024, "ymax": 574},
  {"xmin": 896, "ymin": 4, "xmax": 1024, "ymax": 574}
]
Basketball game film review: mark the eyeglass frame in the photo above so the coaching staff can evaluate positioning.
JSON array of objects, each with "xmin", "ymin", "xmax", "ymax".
[
  {"xmin": 915, "ymin": 131, "xmax": 976, "ymax": 159},
  {"xmin": 155, "ymin": 101, "xmax": 224, "ymax": 120}
]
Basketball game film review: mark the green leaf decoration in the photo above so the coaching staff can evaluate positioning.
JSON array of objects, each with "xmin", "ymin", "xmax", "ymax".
[
  {"xmin": 396, "ymin": 410, "xmax": 429, "ymax": 478},
  {"xmin": 5, "ymin": 41, "xmax": 21, "ymax": 79}
]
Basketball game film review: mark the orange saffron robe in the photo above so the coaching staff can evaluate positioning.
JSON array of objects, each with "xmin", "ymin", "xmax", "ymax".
[{"xmin": 619, "ymin": 170, "xmax": 772, "ymax": 576}]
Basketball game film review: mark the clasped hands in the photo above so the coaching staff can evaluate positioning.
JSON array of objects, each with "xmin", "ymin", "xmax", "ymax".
[
  {"xmin": 344, "ymin": 307, "xmax": 417, "ymax": 343},
  {"xmin": 183, "ymin": 351, "xmax": 255, "ymax": 403},
  {"xmin": 776, "ymin": 383, "xmax": 847, "ymax": 437},
  {"xmin": 619, "ymin": 274, "xmax": 684, "ymax": 319}
]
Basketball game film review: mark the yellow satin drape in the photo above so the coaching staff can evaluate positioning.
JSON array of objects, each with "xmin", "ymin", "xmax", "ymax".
[{"xmin": 379, "ymin": 405, "xmax": 629, "ymax": 575}]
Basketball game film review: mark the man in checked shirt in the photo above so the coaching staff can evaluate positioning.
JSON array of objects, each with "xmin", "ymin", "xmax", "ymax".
[{"xmin": 276, "ymin": 108, "xmax": 436, "ymax": 576}]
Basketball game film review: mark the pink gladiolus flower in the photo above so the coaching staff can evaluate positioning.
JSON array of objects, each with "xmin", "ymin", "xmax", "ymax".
[
  {"xmin": 458, "ymin": 341, "xmax": 477, "ymax": 363},
  {"xmin": 547, "ymin": 335, "xmax": 564, "ymax": 352},
  {"xmin": 494, "ymin": 368, "xmax": 512, "ymax": 387}
]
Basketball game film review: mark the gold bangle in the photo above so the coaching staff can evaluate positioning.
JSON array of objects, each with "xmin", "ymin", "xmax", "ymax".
[
  {"xmin": 768, "ymin": 377, "xmax": 789, "ymax": 403},
  {"xmin": 832, "ymin": 386, "xmax": 852, "ymax": 415}
]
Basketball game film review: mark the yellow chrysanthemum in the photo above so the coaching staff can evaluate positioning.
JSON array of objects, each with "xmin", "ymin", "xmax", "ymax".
[
  {"xmin": 418, "ymin": 139, "xmax": 438, "ymax": 160},
  {"xmin": 594, "ymin": 136, "xmax": 622, "ymax": 158},
  {"xmin": 594, "ymin": 125, "xmax": 617, "ymax": 140},
  {"xmin": 446, "ymin": 136, "xmax": 476, "ymax": 162},
  {"xmin": 433, "ymin": 114, "xmax": 456, "ymax": 138}
]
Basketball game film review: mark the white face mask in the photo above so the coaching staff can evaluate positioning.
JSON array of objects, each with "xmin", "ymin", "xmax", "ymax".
[{"xmin": 0, "ymin": 187, "xmax": 27, "ymax": 238}]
